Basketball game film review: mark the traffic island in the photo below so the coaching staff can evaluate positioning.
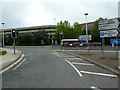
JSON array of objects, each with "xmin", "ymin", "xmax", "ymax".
[
  {"xmin": 61, "ymin": 50, "xmax": 120, "ymax": 75},
  {"xmin": 0, "ymin": 48, "xmax": 23, "ymax": 72}
]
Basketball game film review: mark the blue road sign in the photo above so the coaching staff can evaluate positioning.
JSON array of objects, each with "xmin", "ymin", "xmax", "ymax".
[
  {"xmin": 110, "ymin": 39, "xmax": 120, "ymax": 44},
  {"xmin": 100, "ymin": 32, "xmax": 104, "ymax": 36}
]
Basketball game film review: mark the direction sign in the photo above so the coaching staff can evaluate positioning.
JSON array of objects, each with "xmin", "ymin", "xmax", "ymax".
[
  {"xmin": 98, "ymin": 18, "xmax": 120, "ymax": 31},
  {"xmin": 79, "ymin": 35, "xmax": 92, "ymax": 41},
  {"xmin": 110, "ymin": 39, "xmax": 120, "ymax": 44},
  {"xmin": 100, "ymin": 29, "xmax": 120, "ymax": 38}
]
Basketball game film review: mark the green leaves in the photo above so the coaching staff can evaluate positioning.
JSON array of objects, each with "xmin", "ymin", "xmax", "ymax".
[
  {"xmin": 16, "ymin": 31, "xmax": 50, "ymax": 46},
  {"xmin": 54, "ymin": 20, "xmax": 82, "ymax": 41}
]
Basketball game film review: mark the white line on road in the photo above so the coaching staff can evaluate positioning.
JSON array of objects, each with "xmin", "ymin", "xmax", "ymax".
[
  {"xmin": 53, "ymin": 53, "xmax": 62, "ymax": 57},
  {"xmin": 65, "ymin": 59, "xmax": 83, "ymax": 77},
  {"xmin": 91, "ymin": 86, "xmax": 102, "ymax": 90},
  {"xmin": 0, "ymin": 54, "xmax": 24, "ymax": 73},
  {"xmin": 67, "ymin": 58, "xmax": 83, "ymax": 60},
  {"xmin": 72, "ymin": 62, "xmax": 94, "ymax": 66},
  {"xmin": 13, "ymin": 58, "xmax": 26, "ymax": 70},
  {"xmin": 80, "ymin": 70, "xmax": 117, "ymax": 78}
]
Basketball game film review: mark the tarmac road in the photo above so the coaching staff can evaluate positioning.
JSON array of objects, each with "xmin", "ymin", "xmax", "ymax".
[{"xmin": 2, "ymin": 46, "xmax": 119, "ymax": 89}]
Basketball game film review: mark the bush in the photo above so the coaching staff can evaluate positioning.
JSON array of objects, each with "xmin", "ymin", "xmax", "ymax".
[{"xmin": 0, "ymin": 50, "xmax": 7, "ymax": 55}]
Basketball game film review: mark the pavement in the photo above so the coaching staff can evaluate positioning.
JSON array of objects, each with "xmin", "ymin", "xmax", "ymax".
[
  {"xmin": 0, "ymin": 48, "xmax": 22, "ymax": 72},
  {"xmin": 57, "ymin": 49, "xmax": 120, "ymax": 75}
]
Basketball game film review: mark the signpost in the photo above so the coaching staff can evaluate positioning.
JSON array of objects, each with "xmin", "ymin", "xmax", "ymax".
[
  {"xmin": 79, "ymin": 35, "xmax": 92, "ymax": 41},
  {"xmin": 100, "ymin": 29, "xmax": 120, "ymax": 38},
  {"xmin": 99, "ymin": 18, "xmax": 120, "ymax": 69},
  {"xmin": 98, "ymin": 18, "xmax": 120, "ymax": 31},
  {"xmin": 110, "ymin": 39, "xmax": 120, "ymax": 44}
]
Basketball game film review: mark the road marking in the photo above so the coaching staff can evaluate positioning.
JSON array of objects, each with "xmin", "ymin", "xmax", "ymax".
[
  {"xmin": 80, "ymin": 70, "xmax": 117, "ymax": 78},
  {"xmin": 0, "ymin": 54, "xmax": 24, "ymax": 73},
  {"xmin": 67, "ymin": 58, "xmax": 83, "ymax": 60},
  {"xmin": 91, "ymin": 86, "xmax": 102, "ymax": 90},
  {"xmin": 53, "ymin": 52, "xmax": 62, "ymax": 57},
  {"xmin": 65, "ymin": 59, "xmax": 83, "ymax": 77},
  {"xmin": 13, "ymin": 58, "xmax": 26, "ymax": 70},
  {"xmin": 72, "ymin": 62, "xmax": 94, "ymax": 66}
]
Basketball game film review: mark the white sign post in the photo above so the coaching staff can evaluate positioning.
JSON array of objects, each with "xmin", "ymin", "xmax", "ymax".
[
  {"xmin": 99, "ymin": 18, "xmax": 120, "ymax": 68},
  {"xmin": 79, "ymin": 35, "xmax": 92, "ymax": 41},
  {"xmin": 100, "ymin": 29, "xmax": 120, "ymax": 38},
  {"xmin": 98, "ymin": 18, "xmax": 120, "ymax": 31}
]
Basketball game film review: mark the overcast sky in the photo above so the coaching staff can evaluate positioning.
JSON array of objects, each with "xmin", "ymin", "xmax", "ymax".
[{"xmin": 0, "ymin": 0, "xmax": 120, "ymax": 29}]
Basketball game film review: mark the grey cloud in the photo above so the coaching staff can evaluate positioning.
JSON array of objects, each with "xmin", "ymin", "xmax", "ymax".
[{"xmin": 1, "ymin": 2, "xmax": 30, "ymax": 29}]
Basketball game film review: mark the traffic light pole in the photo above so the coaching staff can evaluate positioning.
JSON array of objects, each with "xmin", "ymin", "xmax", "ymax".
[{"xmin": 13, "ymin": 38, "xmax": 16, "ymax": 54}]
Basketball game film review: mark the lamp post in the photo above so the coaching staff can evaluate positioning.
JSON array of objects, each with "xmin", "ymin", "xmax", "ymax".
[
  {"xmin": 84, "ymin": 13, "xmax": 88, "ymax": 44},
  {"xmin": 2, "ymin": 22, "xmax": 5, "ymax": 47}
]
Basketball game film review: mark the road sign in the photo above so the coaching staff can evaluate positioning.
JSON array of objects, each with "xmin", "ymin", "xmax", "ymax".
[
  {"xmin": 79, "ymin": 35, "xmax": 92, "ymax": 41},
  {"xmin": 98, "ymin": 18, "xmax": 120, "ymax": 31},
  {"xmin": 110, "ymin": 39, "xmax": 120, "ymax": 44},
  {"xmin": 100, "ymin": 29, "xmax": 120, "ymax": 38},
  {"xmin": 41, "ymin": 40, "xmax": 43, "ymax": 44}
]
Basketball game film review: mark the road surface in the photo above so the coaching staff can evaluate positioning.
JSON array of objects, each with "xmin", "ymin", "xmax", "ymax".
[{"xmin": 2, "ymin": 46, "xmax": 119, "ymax": 89}]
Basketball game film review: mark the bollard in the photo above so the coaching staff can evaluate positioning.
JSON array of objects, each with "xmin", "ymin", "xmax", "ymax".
[
  {"xmin": 112, "ymin": 44, "xmax": 114, "ymax": 47},
  {"xmin": 118, "ymin": 51, "xmax": 120, "ymax": 70}
]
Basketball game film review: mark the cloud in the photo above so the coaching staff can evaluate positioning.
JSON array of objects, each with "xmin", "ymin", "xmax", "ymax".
[{"xmin": 0, "ymin": 0, "xmax": 119, "ymax": 29}]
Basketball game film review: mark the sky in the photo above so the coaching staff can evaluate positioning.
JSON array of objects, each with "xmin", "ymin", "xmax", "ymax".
[{"xmin": 0, "ymin": 0, "xmax": 120, "ymax": 29}]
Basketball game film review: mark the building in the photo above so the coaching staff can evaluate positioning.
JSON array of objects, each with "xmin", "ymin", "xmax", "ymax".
[
  {"xmin": 0, "ymin": 25, "xmax": 57, "ymax": 37},
  {"xmin": 0, "ymin": 21, "xmax": 95, "ymax": 36},
  {"xmin": 80, "ymin": 22, "xmax": 95, "ymax": 30}
]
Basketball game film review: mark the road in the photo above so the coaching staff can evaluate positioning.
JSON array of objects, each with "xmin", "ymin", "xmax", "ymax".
[{"xmin": 2, "ymin": 46, "xmax": 119, "ymax": 89}]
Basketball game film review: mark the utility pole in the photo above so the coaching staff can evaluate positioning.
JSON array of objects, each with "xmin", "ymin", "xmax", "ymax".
[{"xmin": 2, "ymin": 22, "xmax": 5, "ymax": 47}]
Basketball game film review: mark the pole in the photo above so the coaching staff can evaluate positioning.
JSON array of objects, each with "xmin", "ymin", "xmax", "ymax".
[
  {"xmin": 101, "ymin": 38, "xmax": 104, "ymax": 58},
  {"xmin": 118, "ymin": 51, "xmax": 120, "ymax": 70},
  {"xmin": 85, "ymin": 13, "xmax": 89, "ymax": 54},
  {"xmin": 13, "ymin": 38, "xmax": 15, "ymax": 54},
  {"xmin": 2, "ymin": 23, "xmax": 5, "ymax": 47},
  {"xmin": 116, "ymin": 37, "xmax": 118, "ymax": 59}
]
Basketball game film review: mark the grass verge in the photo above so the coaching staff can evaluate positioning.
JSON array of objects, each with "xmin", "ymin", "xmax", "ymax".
[{"xmin": 0, "ymin": 50, "xmax": 7, "ymax": 55}]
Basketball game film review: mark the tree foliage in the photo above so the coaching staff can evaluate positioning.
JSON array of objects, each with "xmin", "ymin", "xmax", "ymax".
[
  {"xmin": 5, "ymin": 30, "xmax": 50, "ymax": 46},
  {"xmin": 54, "ymin": 20, "xmax": 83, "ymax": 42}
]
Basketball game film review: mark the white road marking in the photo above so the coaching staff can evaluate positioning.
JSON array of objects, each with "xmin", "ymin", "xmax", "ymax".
[
  {"xmin": 13, "ymin": 58, "xmax": 26, "ymax": 70},
  {"xmin": 0, "ymin": 54, "xmax": 24, "ymax": 73},
  {"xmin": 53, "ymin": 53, "xmax": 62, "ymax": 57},
  {"xmin": 91, "ymin": 86, "xmax": 102, "ymax": 90},
  {"xmin": 80, "ymin": 70, "xmax": 117, "ymax": 78},
  {"xmin": 67, "ymin": 58, "xmax": 83, "ymax": 60},
  {"xmin": 65, "ymin": 59, "xmax": 83, "ymax": 77},
  {"xmin": 71, "ymin": 62, "xmax": 94, "ymax": 66}
]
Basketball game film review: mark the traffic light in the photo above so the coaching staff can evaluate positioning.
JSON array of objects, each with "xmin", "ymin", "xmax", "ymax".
[
  {"xmin": 59, "ymin": 32, "xmax": 63, "ymax": 40},
  {"xmin": 11, "ymin": 30, "xmax": 18, "ymax": 38},
  {"xmin": 50, "ymin": 33, "xmax": 52, "ymax": 39}
]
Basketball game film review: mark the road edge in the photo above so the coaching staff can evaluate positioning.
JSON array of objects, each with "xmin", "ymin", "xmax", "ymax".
[{"xmin": 1, "ymin": 51, "xmax": 24, "ymax": 73}]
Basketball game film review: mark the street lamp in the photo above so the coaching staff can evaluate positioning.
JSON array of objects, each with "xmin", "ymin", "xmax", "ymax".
[
  {"xmin": 84, "ymin": 13, "xmax": 88, "ymax": 44},
  {"xmin": 2, "ymin": 22, "xmax": 5, "ymax": 47}
]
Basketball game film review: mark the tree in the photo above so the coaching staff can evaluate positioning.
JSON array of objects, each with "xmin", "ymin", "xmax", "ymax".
[
  {"xmin": 54, "ymin": 20, "xmax": 83, "ymax": 44},
  {"xmin": 73, "ymin": 22, "xmax": 83, "ymax": 38},
  {"xmin": 34, "ymin": 30, "xmax": 50, "ymax": 45},
  {"xmin": 17, "ymin": 32, "xmax": 34, "ymax": 46}
]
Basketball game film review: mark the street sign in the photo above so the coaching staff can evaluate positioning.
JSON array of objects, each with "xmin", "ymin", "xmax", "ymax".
[
  {"xmin": 98, "ymin": 18, "xmax": 120, "ymax": 31},
  {"xmin": 41, "ymin": 40, "xmax": 43, "ymax": 44},
  {"xmin": 100, "ymin": 29, "xmax": 120, "ymax": 38},
  {"xmin": 79, "ymin": 35, "xmax": 92, "ymax": 41},
  {"xmin": 110, "ymin": 39, "xmax": 120, "ymax": 44}
]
